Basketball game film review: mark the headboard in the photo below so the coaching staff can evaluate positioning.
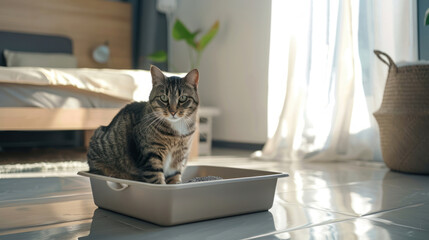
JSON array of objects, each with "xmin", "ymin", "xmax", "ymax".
[
  {"xmin": 0, "ymin": 31, "xmax": 73, "ymax": 66},
  {"xmin": 0, "ymin": 0, "xmax": 132, "ymax": 69}
]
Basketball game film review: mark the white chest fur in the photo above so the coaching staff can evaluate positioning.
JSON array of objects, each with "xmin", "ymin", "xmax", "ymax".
[
  {"xmin": 163, "ymin": 151, "xmax": 176, "ymax": 177},
  {"xmin": 169, "ymin": 119, "xmax": 190, "ymax": 136}
]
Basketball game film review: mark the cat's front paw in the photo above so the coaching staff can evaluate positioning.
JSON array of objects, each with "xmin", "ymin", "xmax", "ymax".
[
  {"xmin": 143, "ymin": 172, "xmax": 166, "ymax": 184},
  {"xmin": 156, "ymin": 174, "xmax": 166, "ymax": 184},
  {"xmin": 166, "ymin": 174, "xmax": 182, "ymax": 184},
  {"xmin": 151, "ymin": 178, "xmax": 166, "ymax": 184}
]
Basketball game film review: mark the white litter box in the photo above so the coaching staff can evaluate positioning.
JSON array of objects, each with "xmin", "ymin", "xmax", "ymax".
[{"xmin": 78, "ymin": 165, "xmax": 288, "ymax": 226}]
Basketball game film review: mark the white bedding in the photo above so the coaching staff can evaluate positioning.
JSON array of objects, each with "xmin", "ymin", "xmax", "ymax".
[
  {"xmin": 0, "ymin": 83, "xmax": 130, "ymax": 108},
  {"xmin": 0, "ymin": 67, "xmax": 183, "ymax": 102}
]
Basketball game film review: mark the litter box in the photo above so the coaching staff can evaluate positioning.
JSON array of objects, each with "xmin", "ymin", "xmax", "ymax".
[{"xmin": 78, "ymin": 165, "xmax": 288, "ymax": 226}]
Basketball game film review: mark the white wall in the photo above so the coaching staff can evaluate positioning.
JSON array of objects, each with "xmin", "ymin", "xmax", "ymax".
[{"xmin": 170, "ymin": 0, "xmax": 271, "ymax": 144}]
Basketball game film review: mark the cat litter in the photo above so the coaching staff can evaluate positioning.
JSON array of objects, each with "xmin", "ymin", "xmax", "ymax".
[
  {"xmin": 184, "ymin": 175, "xmax": 223, "ymax": 183},
  {"xmin": 78, "ymin": 165, "xmax": 288, "ymax": 226}
]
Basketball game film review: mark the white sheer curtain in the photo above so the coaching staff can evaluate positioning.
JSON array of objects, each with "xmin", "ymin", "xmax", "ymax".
[{"xmin": 254, "ymin": 0, "xmax": 418, "ymax": 162}]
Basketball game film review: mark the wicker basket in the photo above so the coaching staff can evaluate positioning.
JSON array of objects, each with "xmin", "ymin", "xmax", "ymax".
[{"xmin": 373, "ymin": 50, "xmax": 429, "ymax": 174}]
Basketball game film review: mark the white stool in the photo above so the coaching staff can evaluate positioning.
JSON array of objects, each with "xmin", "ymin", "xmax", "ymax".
[{"xmin": 198, "ymin": 107, "xmax": 220, "ymax": 155}]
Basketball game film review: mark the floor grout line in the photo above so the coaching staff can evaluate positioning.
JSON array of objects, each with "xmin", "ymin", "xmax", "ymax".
[
  {"xmin": 273, "ymin": 196, "xmax": 360, "ymax": 218},
  {"xmin": 245, "ymin": 217, "xmax": 358, "ymax": 239},
  {"xmin": 366, "ymin": 217, "xmax": 427, "ymax": 231},
  {"xmin": 0, "ymin": 218, "xmax": 93, "ymax": 236},
  {"xmin": 0, "ymin": 192, "xmax": 92, "ymax": 205},
  {"xmin": 254, "ymin": 201, "xmax": 429, "ymax": 239},
  {"xmin": 361, "ymin": 202, "xmax": 426, "ymax": 218},
  {"xmin": 275, "ymin": 181, "xmax": 365, "ymax": 194}
]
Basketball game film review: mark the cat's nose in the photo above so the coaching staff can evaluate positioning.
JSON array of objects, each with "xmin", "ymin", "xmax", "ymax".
[{"xmin": 170, "ymin": 110, "xmax": 177, "ymax": 116}]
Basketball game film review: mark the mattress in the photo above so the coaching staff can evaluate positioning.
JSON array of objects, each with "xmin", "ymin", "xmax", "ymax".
[
  {"xmin": 0, "ymin": 83, "xmax": 129, "ymax": 108},
  {"xmin": 0, "ymin": 67, "xmax": 184, "ymax": 108}
]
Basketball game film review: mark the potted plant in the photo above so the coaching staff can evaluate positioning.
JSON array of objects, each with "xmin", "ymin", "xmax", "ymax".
[
  {"xmin": 148, "ymin": 19, "xmax": 219, "ymax": 70},
  {"xmin": 425, "ymin": 7, "xmax": 429, "ymax": 26}
]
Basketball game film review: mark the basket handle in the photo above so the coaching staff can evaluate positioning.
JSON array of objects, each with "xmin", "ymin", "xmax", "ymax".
[{"xmin": 374, "ymin": 50, "xmax": 398, "ymax": 71}]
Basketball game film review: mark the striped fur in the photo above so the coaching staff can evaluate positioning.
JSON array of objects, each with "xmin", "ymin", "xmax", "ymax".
[{"xmin": 87, "ymin": 66, "xmax": 199, "ymax": 184}]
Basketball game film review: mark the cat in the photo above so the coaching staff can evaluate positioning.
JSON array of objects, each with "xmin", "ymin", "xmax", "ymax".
[{"xmin": 87, "ymin": 65, "xmax": 199, "ymax": 184}]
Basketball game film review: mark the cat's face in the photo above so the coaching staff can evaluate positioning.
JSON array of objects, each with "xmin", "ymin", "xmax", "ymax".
[{"xmin": 149, "ymin": 66, "xmax": 199, "ymax": 122}]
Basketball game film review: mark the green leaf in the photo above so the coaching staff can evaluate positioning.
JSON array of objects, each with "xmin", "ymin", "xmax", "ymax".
[
  {"xmin": 425, "ymin": 8, "xmax": 429, "ymax": 26},
  {"xmin": 147, "ymin": 50, "xmax": 167, "ymax": 63},
  {"xmin": 172, "ymin": 19, "xmax": 197, "ymax": 48},
  {"xmin": 196, "ymin": 20, "xmax": 219, "ymax": 52}
]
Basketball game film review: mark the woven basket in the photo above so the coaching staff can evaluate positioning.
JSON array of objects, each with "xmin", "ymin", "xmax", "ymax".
[{"xmin": 373, "ymin": 50, "xmax": 429, "ymax": 174}]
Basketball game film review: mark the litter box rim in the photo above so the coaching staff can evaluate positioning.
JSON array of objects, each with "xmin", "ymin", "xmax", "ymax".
[{"xmin": 78, "ymin": 165, "xmax": 289, "ymax": 190}]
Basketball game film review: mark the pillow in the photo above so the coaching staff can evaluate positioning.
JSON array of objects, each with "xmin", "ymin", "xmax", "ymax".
[{"xmin": 3, "ymin": 49, "xmax": 77, "ymax": 68}]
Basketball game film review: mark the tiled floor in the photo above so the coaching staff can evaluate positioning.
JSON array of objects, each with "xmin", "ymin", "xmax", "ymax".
[{"xmin": 0, "ymin": 150, "xmax": 428, "ymax": 239}]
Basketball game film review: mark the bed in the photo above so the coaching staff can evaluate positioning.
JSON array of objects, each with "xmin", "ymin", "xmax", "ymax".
[
  {"xmin": 0, "ymin": 31, "xmax": 147, "ymax": 149},
  {"xmin": 0, "ymin": 0, "xmax": 199, "ymax": 157}
]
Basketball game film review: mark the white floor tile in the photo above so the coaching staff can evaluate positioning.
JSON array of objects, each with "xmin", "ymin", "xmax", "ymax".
[
  {"xmin": 1, "ymin": 154, "xmax": 428, "ymax": 240},
  {"xmin": 254, "ymin": 218, "xmax": 429, "ymax": 240}
]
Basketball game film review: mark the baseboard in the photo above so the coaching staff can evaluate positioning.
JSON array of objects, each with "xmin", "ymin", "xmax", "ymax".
[{"xmin": 212, "ymin": 140, "xmax": 264, "ymax": 151}]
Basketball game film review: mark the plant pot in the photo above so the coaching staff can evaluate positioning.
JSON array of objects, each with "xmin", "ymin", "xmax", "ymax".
[{"xmin": 373, "ymin": 50, "xmax": 429, "ymax": 174}]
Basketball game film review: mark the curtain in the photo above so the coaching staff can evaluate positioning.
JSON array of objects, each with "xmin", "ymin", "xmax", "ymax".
[
  {"xmin": 121, "ymin": 0, "xmax": 168, "ymax": 70},
  {"xmin": 254, "ymin": 0, "xmax": 418, "ymax": 162}
]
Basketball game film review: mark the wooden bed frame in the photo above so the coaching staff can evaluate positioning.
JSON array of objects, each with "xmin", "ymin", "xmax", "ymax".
[
  {"xmin": 0, "ymin": 0, "xmax": 132, "ymax": 68},
  {"xmin": 0, "ymin": 0, "xmax": 131, "ymax": 150},
  {"xmin": 0, "ymin": 108, "xmax": 199, "ymax": 158},
  {"xmin": 0, "ymin": 0, "xmax": 199, "ymax": 158},
  {"xmin": 0, "ymin": 108, "xmax": 118, "ymax": 148}
]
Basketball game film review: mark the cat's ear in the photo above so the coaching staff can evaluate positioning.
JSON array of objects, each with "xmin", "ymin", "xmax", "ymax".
[
  {"xmin": 150, "ymin": 65, "xmax": 166, "ymax": 86},
  {"xmin": 185, "ymin": 69, "xmax": 199, "ymax": 87}
]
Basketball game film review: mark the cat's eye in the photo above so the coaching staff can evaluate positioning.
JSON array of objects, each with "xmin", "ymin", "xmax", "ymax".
[
  {"xmin": 179, "ymin": 95, "xmax": 188, "ymax": 102},
  {"xmin": 160, "ymin": 94, "xmax": 168, "ymax": 102}
]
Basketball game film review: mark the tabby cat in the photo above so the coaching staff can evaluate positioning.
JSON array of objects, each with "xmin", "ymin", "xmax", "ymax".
[{"xmin": 87, "ymin": 66, "xmax": 199, "ymax": 184}]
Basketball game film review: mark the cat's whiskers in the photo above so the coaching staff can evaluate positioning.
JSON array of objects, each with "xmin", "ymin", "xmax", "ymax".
[
  {"xmin": 142, "ymin": 116, "xmax": 158, "ymax": 129},
  {"xmin": 182, "ymin": 116, "xmax": 191, "ymax": 131},
  {"xmin": 153, "ymin": 117, "xmax": 166, "ymax": 130},
  {"xmin": 141, "ymin": 112, "xmax": 164, "ymax": 132},
  {"xmin": 182, "ymin": 119, "xmax": 187, "ymax": 132},
  {"xmin": 139, "ymin": 112, "xmax": 157, "ymax": 124},
  {"xmin": 147, "ymin": 116, "xmax": 164, "ymax": 131},
  {"xmin": 184, "ymin": 116, "xmax": 194, "ymax": 130}
]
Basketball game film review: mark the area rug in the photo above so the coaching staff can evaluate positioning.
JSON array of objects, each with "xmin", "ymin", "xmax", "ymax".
[
  {"xmin": 0, "ymin": 148, "xmax": 89, "ymax": 175},
  {"xmin": 0, "ymin": 161, "xmax": 89, "ymax": 174}
]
